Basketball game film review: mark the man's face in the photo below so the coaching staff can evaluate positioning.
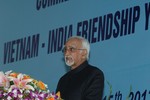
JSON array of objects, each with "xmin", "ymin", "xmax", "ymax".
[{"xmin": 63, "ymin": 38, "xmax": 86, "ymax": 69}]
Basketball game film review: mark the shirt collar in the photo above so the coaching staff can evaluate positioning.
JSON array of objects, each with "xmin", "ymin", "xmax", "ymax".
[{"xmin": 70, "ymin": 60, "xmax": 88, "ymax": 74}]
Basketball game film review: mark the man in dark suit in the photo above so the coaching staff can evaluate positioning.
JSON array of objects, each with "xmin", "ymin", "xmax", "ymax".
[{"xmin": 56, "ymin": 36, "xmax": 104, "ymax": 100}]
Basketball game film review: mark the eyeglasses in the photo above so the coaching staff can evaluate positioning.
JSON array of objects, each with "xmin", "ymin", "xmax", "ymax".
[{"xmin": 62, "ymin": 46, "xmax": 85, "ymax": 53}]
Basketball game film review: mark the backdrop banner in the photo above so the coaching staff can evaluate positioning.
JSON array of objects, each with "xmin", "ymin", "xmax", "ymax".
[{"xmin": 0, "ymin": 0, "xmax": 150, "ymax": 99}]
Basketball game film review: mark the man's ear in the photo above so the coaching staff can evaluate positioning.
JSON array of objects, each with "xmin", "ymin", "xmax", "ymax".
[{"xmin": 82, "ymin": 49, "xmax": 87, "ymax": 58}]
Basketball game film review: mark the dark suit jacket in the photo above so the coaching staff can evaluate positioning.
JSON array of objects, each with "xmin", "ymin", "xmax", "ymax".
[{"xmin": 56, "ymin": 61, "xmax": 104, "ymax": 100}]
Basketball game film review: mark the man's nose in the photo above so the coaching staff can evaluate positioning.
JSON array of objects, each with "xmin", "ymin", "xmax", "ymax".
[{"xmin": 64, "ymin": 48, "xmax": 71, "ymax": 55}]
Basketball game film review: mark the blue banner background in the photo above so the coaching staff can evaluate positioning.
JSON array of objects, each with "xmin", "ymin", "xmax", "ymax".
[{"xmin": 0, "ymin": 0, "xmax": 150, "ymax": 99}]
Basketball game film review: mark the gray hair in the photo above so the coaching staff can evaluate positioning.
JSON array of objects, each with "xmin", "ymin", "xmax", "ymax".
[{"xmin": 67, "ymin": 36, "xmax": 90, "ymax": 60}]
